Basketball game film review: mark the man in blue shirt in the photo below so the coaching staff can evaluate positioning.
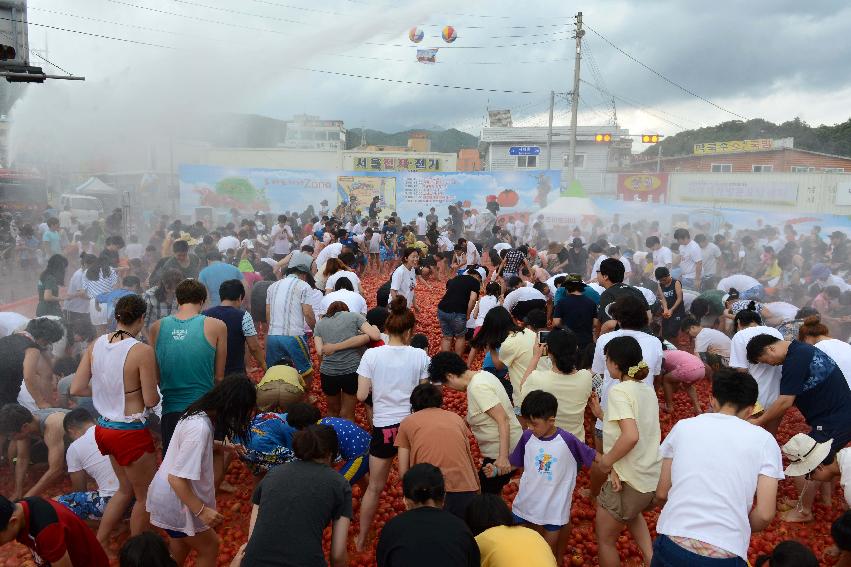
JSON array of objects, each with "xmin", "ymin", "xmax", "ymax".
[
  {"xmin": 747, "ymin": 334, "xmax": 851, "ymax": 521},
  {"xmin": 198, "ymin": 251, "xmax": 243, "ymax": 307},
  {"xmin": 41, "ymin": 218, "xmax": 62, "ymax": 256}
]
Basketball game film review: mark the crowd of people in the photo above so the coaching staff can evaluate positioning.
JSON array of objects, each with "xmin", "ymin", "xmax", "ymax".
[{"xmin": 0, "ymin": 199, "xmax": 849, "ymax": 566}]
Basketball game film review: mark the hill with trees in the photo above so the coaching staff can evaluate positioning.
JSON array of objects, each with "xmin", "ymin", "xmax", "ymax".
[
  {"xmin": 346, "ymin": 128, "xmax": 479, "ymax": 153},
  {"xmin": 644, "ymin": 117, "xmax": 851, "ymax": 158}
]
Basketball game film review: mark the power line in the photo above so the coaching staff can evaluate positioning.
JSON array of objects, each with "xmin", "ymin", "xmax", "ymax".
[
  {"xmin": 585, "ymin": 23, "xmax": 747, "ymax": 120},
  {"xmin": 29, "ymin": 6, "xmax": 214, "ymax": 40},
  {"xmin": 579, "ymin": 79, "xmax": 689, "ymax": 131},
  {"xmin": 364, "ymin": 33, "xmax": 572, "ymax": 49},
  {"xmin": 106, "ymin": 0, "xmax": 290, "ymax": 36},
  {"xmin": 0, "ymin": 14, "xmax": 176, "ymax": 49},
  {"xmin": 294, "ymin": 66, "xmax": 536, "ymax": 93},
  {"xmin": 327, "ymin": 52, "xmax": 572, "ymax": 65},
  {"xmin": 171, "ymin": 0, "xmax": 307, "ymax": 25}
]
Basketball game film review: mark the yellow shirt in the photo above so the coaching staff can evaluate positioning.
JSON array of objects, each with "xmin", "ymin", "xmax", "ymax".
[
  {"xmin": 602, "ymin": 380, "xmax": 662, "ymax": 493},
  {"xmin": 257, "ymin": 365, "xmax": 305, "ymax": 392},
  {"xmin": 466, "ymin": 371, "xmax": 523, "ymax": 460},
  {"xmin": 476, "ymin": 525, "xmax": 557, "ymax": 567},
  {"xmin": 519, "ymin": 368, "xmax": 593, "ymax": 441},
  {"xmin": 499, "ymin": 329, "xmax": 550, "ymax": 405}
]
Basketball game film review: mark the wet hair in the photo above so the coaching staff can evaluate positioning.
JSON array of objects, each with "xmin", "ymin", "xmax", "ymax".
[
  {"xmin": 673, "ymin": 228, "xmax": 690, "ymax": 240},
  {"xmin": 825, "ymin": 285, "xmax": 842, "ymax": 300},
  {"xmin": 428, "ymin": 351, "xmax": 468, "ymax": 384},
  {"xmin": 471, "ymin": 306, "xmax": 518, "ymax": 350},
  {"xmin": 410, "ymin": 333, "xmax": 429, "ymax": 351},
  {"xmin": 410, "ymin": 383, "xmax": 442, "ymax": 412},
  {"xmin": 385, "ymin": 296, "xmax": 416, "ymax": 337},
  {"xmin": 334, "ymin": 278, "xmax": 354, "ymax": 292},
  {"xmin": 119, "ymin": 532, "xmax": 178, "ymax": 567},
  {"xmin": 171, "ymin": 239, "xmax": 189, "ymax": 254},
  {"xmin": 325, "ymin": 301, "xmax": 349, "ymax": 318},
  {"xmin": 599, "ymin": 258, "xmax": 625, "ymax": 283},
  {"xmin": 689, "ymin": 297, "xmax": 710, "ymax": 320},
  {"xmin": 465, "ymin": 493, "xmax": 514, "ymax": 536},
  {"xmin": 323, "ymin": 257, "xmax": 347, "ymax": 277},
  {"xmin": 219, "ymin": 279, "xmax": 245, "ymax": 302},
  {"xmin": 175, "ymin": 278, "xmax": 207, "ymax": 305},
  {"xmin": 588, "ymin": 243, "xmax": 604, "ymax": 254},
  {"xmin": 734, "ymin": 308, "xmax": 763, "ymax": 329},
  {"xmin": 520, "ymin": 390, "xmax": 558, "ymax": 420},
  {"xmin": 712, "ymin": 368, "xmax": 758, "ymax": 412},
  {"xmin": 603, "ymin": 336, "xmax": 648, "ymax": 381},
  {"xmin": 484, "ymin": 282, "xmax": 502, "ymax": 296},
  {"xmin": 754, "ymin": 540, "xmax": 818, "ymax": 567},
  {"xmin": 0, "ymin": 403, "xmax": 33, "ymax": 434},
  {"xmin": 403, "ymin": 463, "xmax": 445, "ymax": 504},
  {"xmin": 645, "ymin": 236, "xmax": 660, "ymax": 248},
  {"xmin": 503, "ymin": 275, "xmax": 522, "ymax": 291},
  {"xmin": 833, "ymin": 511, "xmax": 851, "ymax": 552},
  {"xmin": 746, "ymin": 334, "xmax": 781, "ymax": 364},
  {"xmin": 726, "ymin": 288, "xmax": 740, "ymax": 302},
  {"xmin": 53, "ymin": 356, "xmax": 79, "ymax": 378},
  {"xmin": 795, "ymin": 307, "xmax": 818, "ymax": 320},
  {"xmin": 401, "ymin": 247, "xmax": 419, "ymax": 262},
  {"xmin": 285, "ymin": 402, "xmax": 321, "ymax": 430},
  {"xmin": 181, "ymin": 375, "xmax": 256, "ymax": 443},
  {"xmin": 63, "ymin": 407, "xmax": 94, "ymax": 433},
  {"xmin": 680, "ymin": 316, "xmax": 701, "ymax": 333},
  {"xmin": 25, "ymin": 317, "xmax": 65, "ymax": 344},
  {"xmin": 654, "ymin": 267, "xmax": 670, "ymax": 280},
  {"xmin": 798, "ymin": 314, "xmax": 829, "ymax": 341},
  {"xmin": 609, "ymin": 295, "xmax": 648, "ymax": 330},
  {"xmin": 366, "ymin": 306, "xmax": 389, "ymax": 332},
  {"xmin": 547, "ymin": 328, "xmax": 578, "ymax": 374},
  {"xmin": 40, "ymin": 254, "xmax": 68, "ymax": 285},
  {"xmin": 523, "ymin": 308, "xmax": 548, "ymax": 330},
  {"xmin": 114, "ymin": 294, "xmax": 147, "ymax": 325},
  {"xmin": 292, "ymin": 424, "xmax": 338, "ymax": 461}
]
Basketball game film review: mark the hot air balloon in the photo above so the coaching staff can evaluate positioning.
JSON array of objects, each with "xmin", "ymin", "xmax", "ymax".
[
  {"xmin": 409, "ymin": 27, "xmax": 424, "ymax": 43},
  {"xmin": 442, "ymin": 25, "xmax": 457, "ymax": 43}
]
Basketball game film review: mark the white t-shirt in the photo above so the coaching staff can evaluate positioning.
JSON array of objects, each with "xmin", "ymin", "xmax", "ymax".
[
  {"xmin": 474, "ymin": 295, "xmax": 500, "ymax": 327},
  {"xmin": 619, "ymin": 257, "xmax": 632, "ymax": 275},
  {"xmin": 0, "ymin": 312, "xmax": 28, "ymax": 338},
  {"xmin": 316, "ymin": 242, "xmax": 343, "ymax": 268},
  {"xmin": 318, "ymin": 289, "xmax": 367, "ymax": 317},
  {"xmin": 325, "ymin": 270, "xmax": 361, "ymax": 293},
  {"xmin": 652, "ymin": 246, "xmax": 673, "ymax": 270},
  {"xmin": 678, "ymin": 240, "xmax": 702, "ymax": 280},
  {"xmin": 356, "ymin": 345, "xmax": 430, "ymax": 427},
  {"xmin": 730, "ymin": 326, "xmax": 783, "ymax": 409},
  {"xmin": 368, "ymin": 233, "xmax": 382, "ymax": 253},
  {"xmin": 827, "ymin": 274, "xmax": 851, "ymax": 293},
  {"xmin": 66, "ymin": 426, "xmax": 119, "ymax": 497},
  {"xmin": 545, "ymin": 274, "xmax": 569, "ymax": 297},
  {"xmin": 300, "ymin": 235, "xmax": 314, "ymax": 249},
  {"xmin": 147, "ymin": 413, "xmax": 215, "ymax": 536},
  {"xmin": 815, "ymin": 339, "xmax": 851, "ymax": 391},
  {"xmin": 657, "ymin": 413, "xmax": 784, "ymax": 560},
  {"xmin": 502, "ymin": 287, "xmax": 547, "ymax": 315},
  {"xmin": 764, "ymin": 302, "xmax": 798, "ymax": 325},
  {"xmin": 700, "ymin": 242, "xmax": 722, "ymax": 276},
  {"xmin": 217, "ymin": 235, "xmax": 240, "ymax": 253},
  {"xmin": 270, "ymin": 224, "xmax": 294, "ymax": 255},
  {"xmin": 694, "ymin": 328, "xmax": 732, "ymax": 360},
  {"xmin": 390, "ymin": 265, "xmax": 417, "ymax": 307},
  {"xmin": 466, "ymin": 241, "xmax": 481, "ymax": 266},
  {"xmin": 634, "ymin": 286, "xmax": 657, "ymax": 306},
  {"xmin": 592, "ymin": 329, "xmax": 663, "ymax": 431},
  {"xmin": 415, "ymin": 216, "xmax": 427, "ymax": 235},
  {"xmin": 717, "ymin": 274, "xmax": 760, "ymax": 293},
  {"xmin": 353, "ymin": 223, "xmax": 367, "ymax": 235},
  {"xmin": 590, "ymin": 255, "xmax": 608, "ymax": 280},
  {"xmin": 493, "ymin": 242, "xmax": 512, "ymax": 255},
  {"xmin": 437, "ymin": 235, "xmax": 453, "ymax": 252},
  {"xmin": 125, "ymin": 243, "xmax": 145, "ymax": 260}
]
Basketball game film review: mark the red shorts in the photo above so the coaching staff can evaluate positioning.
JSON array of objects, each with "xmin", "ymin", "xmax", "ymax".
[{"xmin": 95, "ymin": 424, "xmax": 156, "ymax": 466}]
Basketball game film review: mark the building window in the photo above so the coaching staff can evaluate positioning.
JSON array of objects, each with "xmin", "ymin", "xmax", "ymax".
[
  {"xmin": 752, "ymin": 165, "xmax": 773, "ymax": 173},
  {"xmin": 517, "ymin": 155, "xmax": 537, "ymax": 168},
  {"xmin": 791, "ymin": 166, "xmax": 816, "ymax": 173},
  {"xmin": 710, "ymin": 163, "xmax": 732, "ymax": 173},
  {"xmin": 562, "ymin": 153, "xmax": 585, "ymax": 169},
  {"xmin": 823, "ymin": 168, "xmax": 845, "ymax": 173}
]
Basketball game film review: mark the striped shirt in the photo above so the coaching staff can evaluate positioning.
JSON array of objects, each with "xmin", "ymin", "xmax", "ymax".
[
  {"xmin": 266, "ymin": 275, "xmax": 312, "ymax": 336},
  {"xmin": 83, "ymin": 268, "xmax": 118, "ymax": 299}
]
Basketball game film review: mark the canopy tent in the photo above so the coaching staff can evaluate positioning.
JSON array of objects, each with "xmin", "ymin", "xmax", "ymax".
[
  {"xmin": 537, "ymin": 179, "xmax": 598, "ymax": 229},
  {"xmin": 74, "ymin": 177, "xmax": 120, "ymax": 197}
]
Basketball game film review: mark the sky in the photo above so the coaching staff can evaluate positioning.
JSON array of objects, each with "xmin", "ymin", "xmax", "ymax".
[{"xmin": 7, "ymin": 0, "xmax": 851, "ymax": 166}]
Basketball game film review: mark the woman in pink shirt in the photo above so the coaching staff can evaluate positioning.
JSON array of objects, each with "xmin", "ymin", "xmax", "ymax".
[{"xmin": 660, "ymin": 349, "xmax": 708, "ymax": 415}]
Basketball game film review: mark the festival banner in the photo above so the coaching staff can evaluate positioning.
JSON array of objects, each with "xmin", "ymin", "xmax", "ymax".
[
  {"xmin": 337, "ymin": 175, "xmax": 397, "ymax": 213},
  {"xmin": 616, "ymin": 173, "xmax": 668, "ymax": 202}
]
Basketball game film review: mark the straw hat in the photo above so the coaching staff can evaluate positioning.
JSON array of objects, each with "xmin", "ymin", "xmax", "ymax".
[{"xmin": 781, "ymin": 433, "xmax": 832, "ymax": 477}]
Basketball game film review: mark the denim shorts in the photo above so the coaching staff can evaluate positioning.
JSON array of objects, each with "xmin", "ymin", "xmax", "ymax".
[
  {"xmin": 437, "ymin": 309, "xmax": 467, "ymax": 337},
  {"xmin": 651, "ymin": 535, "xmax": 746, "ymax": 566}
]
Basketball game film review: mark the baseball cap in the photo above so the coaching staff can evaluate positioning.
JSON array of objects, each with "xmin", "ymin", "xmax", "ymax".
[
  {"xmin": 811, "ymin": 263, "xmax": 831, "ymax": 280},
  {"xmin": 288, "ymin": 251, "xmax": 313, "ymax": 273},
  {"xmin": 571, "ymin": 237, "xmax": 584, "ymax": 248}
]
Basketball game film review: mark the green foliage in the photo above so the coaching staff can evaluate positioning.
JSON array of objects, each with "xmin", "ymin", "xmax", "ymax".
[
  {"xmin": 346, "ymin": 128, "xmax": 479, "ymax": 154},
  {"xmin": 215, "ymin": 177, "xmax": 258, "ymax": 203},
  {"xmin": 643, "ymin": 117, "xmax": 851, "ymax": 158}
]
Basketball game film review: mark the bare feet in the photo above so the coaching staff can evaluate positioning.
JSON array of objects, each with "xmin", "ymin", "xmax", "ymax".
[
  {"xmin": 218, "ymin": 481, "xmax": 237, "ymax": 494},
  {"xmin": 781, "ymin": 509, "xmax": 813, "ymax": 523},
  {"xmin": 355, "ymin": 530, "xmax": 371, "ymax": 552}
]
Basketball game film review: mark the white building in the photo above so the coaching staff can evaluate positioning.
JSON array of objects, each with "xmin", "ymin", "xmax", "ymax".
[
  {"xmin": 282, "ymin": 114, "xmax": 346, "ymax": 152},
  {"xmin": 479, "ymin": 125, "xmax": 631, "ymax": 194}
]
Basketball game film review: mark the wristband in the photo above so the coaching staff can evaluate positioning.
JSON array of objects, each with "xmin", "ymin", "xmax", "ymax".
[{"xmin": 194, "ymin": 504, "xmax": 206, "ymax": 518}]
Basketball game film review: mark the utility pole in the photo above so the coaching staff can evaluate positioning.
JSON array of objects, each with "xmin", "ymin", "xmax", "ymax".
[
  {"xmin": 546, "ymin": 90, "xmax": 554, "ymax": 170},
  {"xmin": 567, "ymin": 12, "xmax": 584, "ymax": 184}
]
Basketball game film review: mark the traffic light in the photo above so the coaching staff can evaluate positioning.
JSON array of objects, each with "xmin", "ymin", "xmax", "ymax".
[
  {"xmin": 594, "ymin": 133, "xmax": 612, "ymax": 143},
  {"xmin": 641, "ymin": 134, "xmax": 660, "ymax": 143},
  {"xmin": 0, "ymin": 44, "xmax": 15, "ymax": 61}
]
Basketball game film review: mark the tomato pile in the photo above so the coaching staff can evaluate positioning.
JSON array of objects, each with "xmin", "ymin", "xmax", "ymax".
[{"xmin": 0, "ymin": 272, "xmax": 841, "ymax": 566}]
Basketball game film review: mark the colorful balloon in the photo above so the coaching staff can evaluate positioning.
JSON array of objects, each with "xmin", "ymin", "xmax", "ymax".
[
  {"xmin": 442, "ymin": 25, "xmax": 457, "ymax": 43},
  {"xmin": 409, "ymin": 27, "xmax": 424, "ymax": 43}
]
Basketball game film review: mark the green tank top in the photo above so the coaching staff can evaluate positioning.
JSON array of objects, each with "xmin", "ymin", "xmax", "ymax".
[{"xmin": 156, "ymin": 314, "xmax": 215, "ymax": 415}]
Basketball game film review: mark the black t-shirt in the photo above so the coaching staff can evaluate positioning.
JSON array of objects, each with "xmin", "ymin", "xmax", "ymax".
[
  {"xmin": 598, "ymin": 283, "xmax": 649, "ymax": 323},
  {"xmin": 553, "ymin": 293, "xmax": 598, "ymax": 345},
  {"xmin": 377, "ymin": 280, "xmax": 392, "ymax": 307},
  {"xmin": 0, "ymin": 334, "xmax": 37, "ymax": 405},
  {"xmin": 780, "ymin": 340, "xmax": 851, "ymax": 432},
  {"xmin": 565, "ymin": 248, "xmax": 588, "ymax": 274},
  {"xmin": 438, "ymin": 275, "xmax": 480, "ymax": 314},
  {"xmin": 376, "ymin": 506, "xmax": 480, "ymax": 567},
  {"xmin": 243, "ymin": 460, "xmax": 352, "ymax": 567}
]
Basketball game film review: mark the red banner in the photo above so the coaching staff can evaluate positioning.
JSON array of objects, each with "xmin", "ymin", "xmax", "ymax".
[{"xmin": 617, "ymin": 173, "xmax": 668, "ymax": 202}]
